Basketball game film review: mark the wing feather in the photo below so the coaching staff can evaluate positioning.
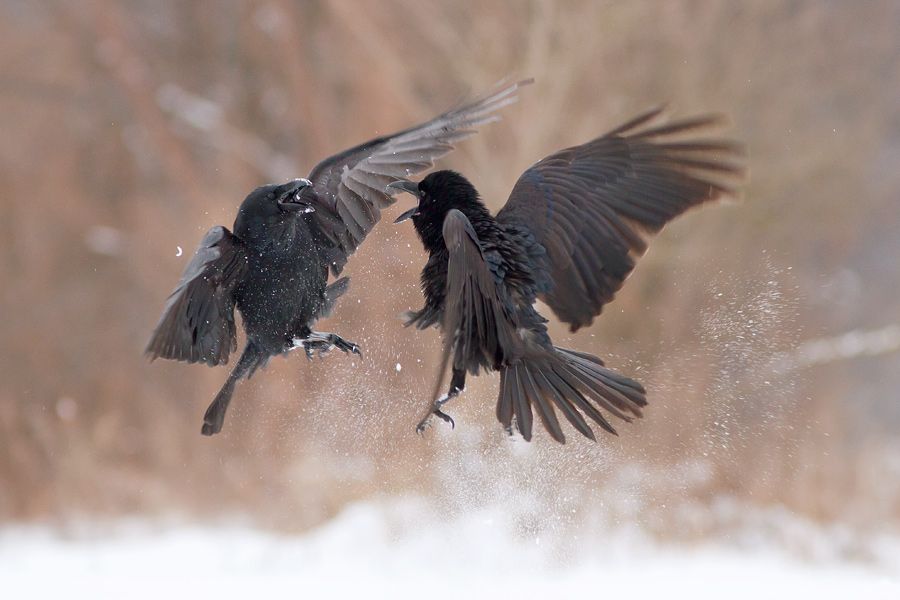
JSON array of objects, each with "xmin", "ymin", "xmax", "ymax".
[
  {"xmin": 440, "ymin": 210, "xmax": 521, "ymax": 375},
  {"xmin": 497, "ymin": 109, "xmax": 744, "ymax": 330},
  {"xmin": 308, "ymin": 79, "xmax": 532, "ymax": 275},
  {"xmin": 424, "ymin": 209, "xmax": 523, "ymax": 426},
  {"xmin": 146, "ymin": 226, "xmax": 247, "ymax": 365}
]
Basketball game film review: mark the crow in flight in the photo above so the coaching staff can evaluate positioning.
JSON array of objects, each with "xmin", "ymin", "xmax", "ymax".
[
  {"xmin": 389, "ymin": 107, "xmax": 743, "ymax": 442},
  {"xmin": 146, "ymin": 80, "xmax": 531, "ymax": 435}
]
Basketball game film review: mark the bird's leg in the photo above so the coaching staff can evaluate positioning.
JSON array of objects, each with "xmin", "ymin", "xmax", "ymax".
[
  {"xmin": 416, "ymin": 368, "xmax": 466, "ymax": 433},
  {"xmin": 291, "ymin": 331, "xmax": 362, "ymax": 359},
  {"xmin": 295, "ymin": 337, "xmax": 328, "ymax": 360}
]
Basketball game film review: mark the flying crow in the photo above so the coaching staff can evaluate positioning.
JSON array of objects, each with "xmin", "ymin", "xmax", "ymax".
[{"xmin": 389, "ymin": 107, "xmax": 743, "ymax": 442}]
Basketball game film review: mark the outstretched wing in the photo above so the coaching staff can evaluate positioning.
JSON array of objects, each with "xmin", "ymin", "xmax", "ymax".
[
  {"xmin": 497, "ymin": 108, "xmax": 744, "ymax": 331},
  {"xmin": 146, "ymin": 226, "xmax": 247, "ymax": 365},
  {"xmin": 308, "ymin": 79, "xmax": 532, "ymax": 275}
]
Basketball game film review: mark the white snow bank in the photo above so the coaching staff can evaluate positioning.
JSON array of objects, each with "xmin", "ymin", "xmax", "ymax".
[{"xmin": 1, "ymin": 500, "xmax": 897, "ymax": 599}]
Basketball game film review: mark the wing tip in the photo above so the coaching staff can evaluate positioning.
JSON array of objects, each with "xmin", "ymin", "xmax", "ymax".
[{"xmin": 484, "ymin": 76, "xmax": 535, "ymax": 97}]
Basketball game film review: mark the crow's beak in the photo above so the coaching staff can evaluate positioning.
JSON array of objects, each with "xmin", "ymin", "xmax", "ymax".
[
  {"xmin": 279, "ymin": 179, "xmax": 316, "ymax": 213},
  {"xmin": 393, "ymin": 206, "xmax": 419, "ymax": 224},
  {"xmin": 386, "ymin": 180, "xmax": 421, "ymax": 223},
  {"xmin": 386, "ymin": 179, "xmax": 420, "ymax": 197}
]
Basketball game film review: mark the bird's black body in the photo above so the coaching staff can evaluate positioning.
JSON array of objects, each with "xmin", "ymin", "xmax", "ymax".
[
  {"xmin": 408, "ymin": 173, "xmax": 551, "ymax": 366},
  {"xmin": 147, "ymin": 180, "xmax": 360, "ymax": 436},
  {"xmin": 232, "ymin": 190, "xmax": 329, "ymax": 352},
  {"xmin": 391, "ymin": 108, "xmax": 743, "ymax": 442},
  {"xmin": 146, "ymin": 80, "xmax": 532, "ymax": 435}
]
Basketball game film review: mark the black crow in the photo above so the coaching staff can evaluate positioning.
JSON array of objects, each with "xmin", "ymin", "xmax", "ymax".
[
  {"xmin": 388, "ymin": 108, "xmax": 743, "ymax": 442},
  {"xmin": 146, "ymin": 80, "xmax": 532, "ymax": 436}
]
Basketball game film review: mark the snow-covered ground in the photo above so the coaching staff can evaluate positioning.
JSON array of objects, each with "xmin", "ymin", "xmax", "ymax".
[{"xmin": 2, "ymin": 500, "xmax": 898, "ymax": 599}]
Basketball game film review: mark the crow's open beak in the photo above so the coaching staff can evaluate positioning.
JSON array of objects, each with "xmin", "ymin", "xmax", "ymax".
[
  {"xmin": 393, "ymin": 206, "xmax": 419, "ymax": 224},
  {"xmin": 386, "ymin": 180, "xmax": 421, "ymax": 223},
  {"xmin": 279, "ymin": 178, "xmax": 315, "ymax": 213}
]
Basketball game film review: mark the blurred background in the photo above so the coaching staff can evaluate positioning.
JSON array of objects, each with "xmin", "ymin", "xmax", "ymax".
[{"xmin": 1, "ymin": 0, "xmax": 899, "ymax": 595}]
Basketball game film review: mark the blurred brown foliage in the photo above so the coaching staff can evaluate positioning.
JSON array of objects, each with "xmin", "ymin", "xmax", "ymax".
[{"xmin": 1, "ymin": 0, "xmax": 899, "ymax": 536}]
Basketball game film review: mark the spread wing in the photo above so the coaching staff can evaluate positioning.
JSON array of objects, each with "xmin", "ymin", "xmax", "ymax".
[
  {"xmin": 496, "ymin": 108, "xmax": 744, "ymax": 331},
  {"xmin": 146, "ymin": 226, "xmax": 248, "ymax": 365},
  {"xmin": 307, "ymin": 79, "xmax": 532, "ymax": 275}
]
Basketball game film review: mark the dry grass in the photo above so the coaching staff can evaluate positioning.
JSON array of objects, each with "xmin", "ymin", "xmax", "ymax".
[{"xmin": 1, "ymin": 0, "xmax": 899, "ymax": 535}]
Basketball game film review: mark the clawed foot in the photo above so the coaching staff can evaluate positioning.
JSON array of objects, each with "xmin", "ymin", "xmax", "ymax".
[
  {"xmin": 415, "ymin": 390, "xmax": 460, "ymax": 434},
  {"xmin": 292, "ymin": 332, "xmax": 362, "ymax": 360}
]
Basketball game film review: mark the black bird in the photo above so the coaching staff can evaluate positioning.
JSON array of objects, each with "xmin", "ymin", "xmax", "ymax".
[
  {"xmin": 146, "ymin": 80, "xmax": 531, "ymax": 436},
  {"xmin": 389, "ymin": 108, "xmax": 743, "ymax": 443}
]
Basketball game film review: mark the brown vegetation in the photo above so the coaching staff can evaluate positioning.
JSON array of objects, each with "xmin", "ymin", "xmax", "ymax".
[{"xmin": 1, "ymin": 0, "xmax": 899, "ymax": 537}]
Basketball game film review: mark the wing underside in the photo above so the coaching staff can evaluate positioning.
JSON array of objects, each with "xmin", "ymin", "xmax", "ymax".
[
  {"xmin": 308, "ymin": 79, "xmax": 532, "ymax": 275},
  {"xmin": 497, "ymin": 108, "xmax": 744, "ymax": 330},
  {"xmin": 146, "ymin": 226, "xmax": 247, "ymax": 365}
]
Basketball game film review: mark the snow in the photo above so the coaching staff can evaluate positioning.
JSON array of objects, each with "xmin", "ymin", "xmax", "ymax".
[{"xmin": 2, "ymin": 500, "xmax": 897, "ymax": 599}]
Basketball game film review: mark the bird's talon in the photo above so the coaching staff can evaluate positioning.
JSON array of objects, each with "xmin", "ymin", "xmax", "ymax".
[
  {"xmin": 416, "ymin": 417, "xmax": 433, "ymax": 435},
  {"xmin": 433, "ymin": 408, "xmax": 455, "ymax": 429}
]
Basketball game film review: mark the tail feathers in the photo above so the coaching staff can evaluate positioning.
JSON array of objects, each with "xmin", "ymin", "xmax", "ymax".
[
  {"xmin": 201, "ymin": 343, "xmax": 266, "ymax": 436},
  {"xmin": 497, "ymin": 346, "xmax": 646, "ymax": 443},
  {"xmin": 202, "ymin": 376, "xmax": 238, "ymax": 436}
]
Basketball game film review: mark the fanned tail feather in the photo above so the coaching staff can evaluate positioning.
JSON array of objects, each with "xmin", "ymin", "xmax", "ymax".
[{"xmin": 497, "ymin": 346, "xmax": 646, "ymax": 443}]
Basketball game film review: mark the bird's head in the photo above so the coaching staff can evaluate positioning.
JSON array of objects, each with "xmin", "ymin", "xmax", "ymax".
[
  {"xmin": 234, "ymin": 178, "xmax": 316, "ymax": 243},
  {"xmin": 388, "ymin": 171, "xmax": 482, "ymax": 249}
]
